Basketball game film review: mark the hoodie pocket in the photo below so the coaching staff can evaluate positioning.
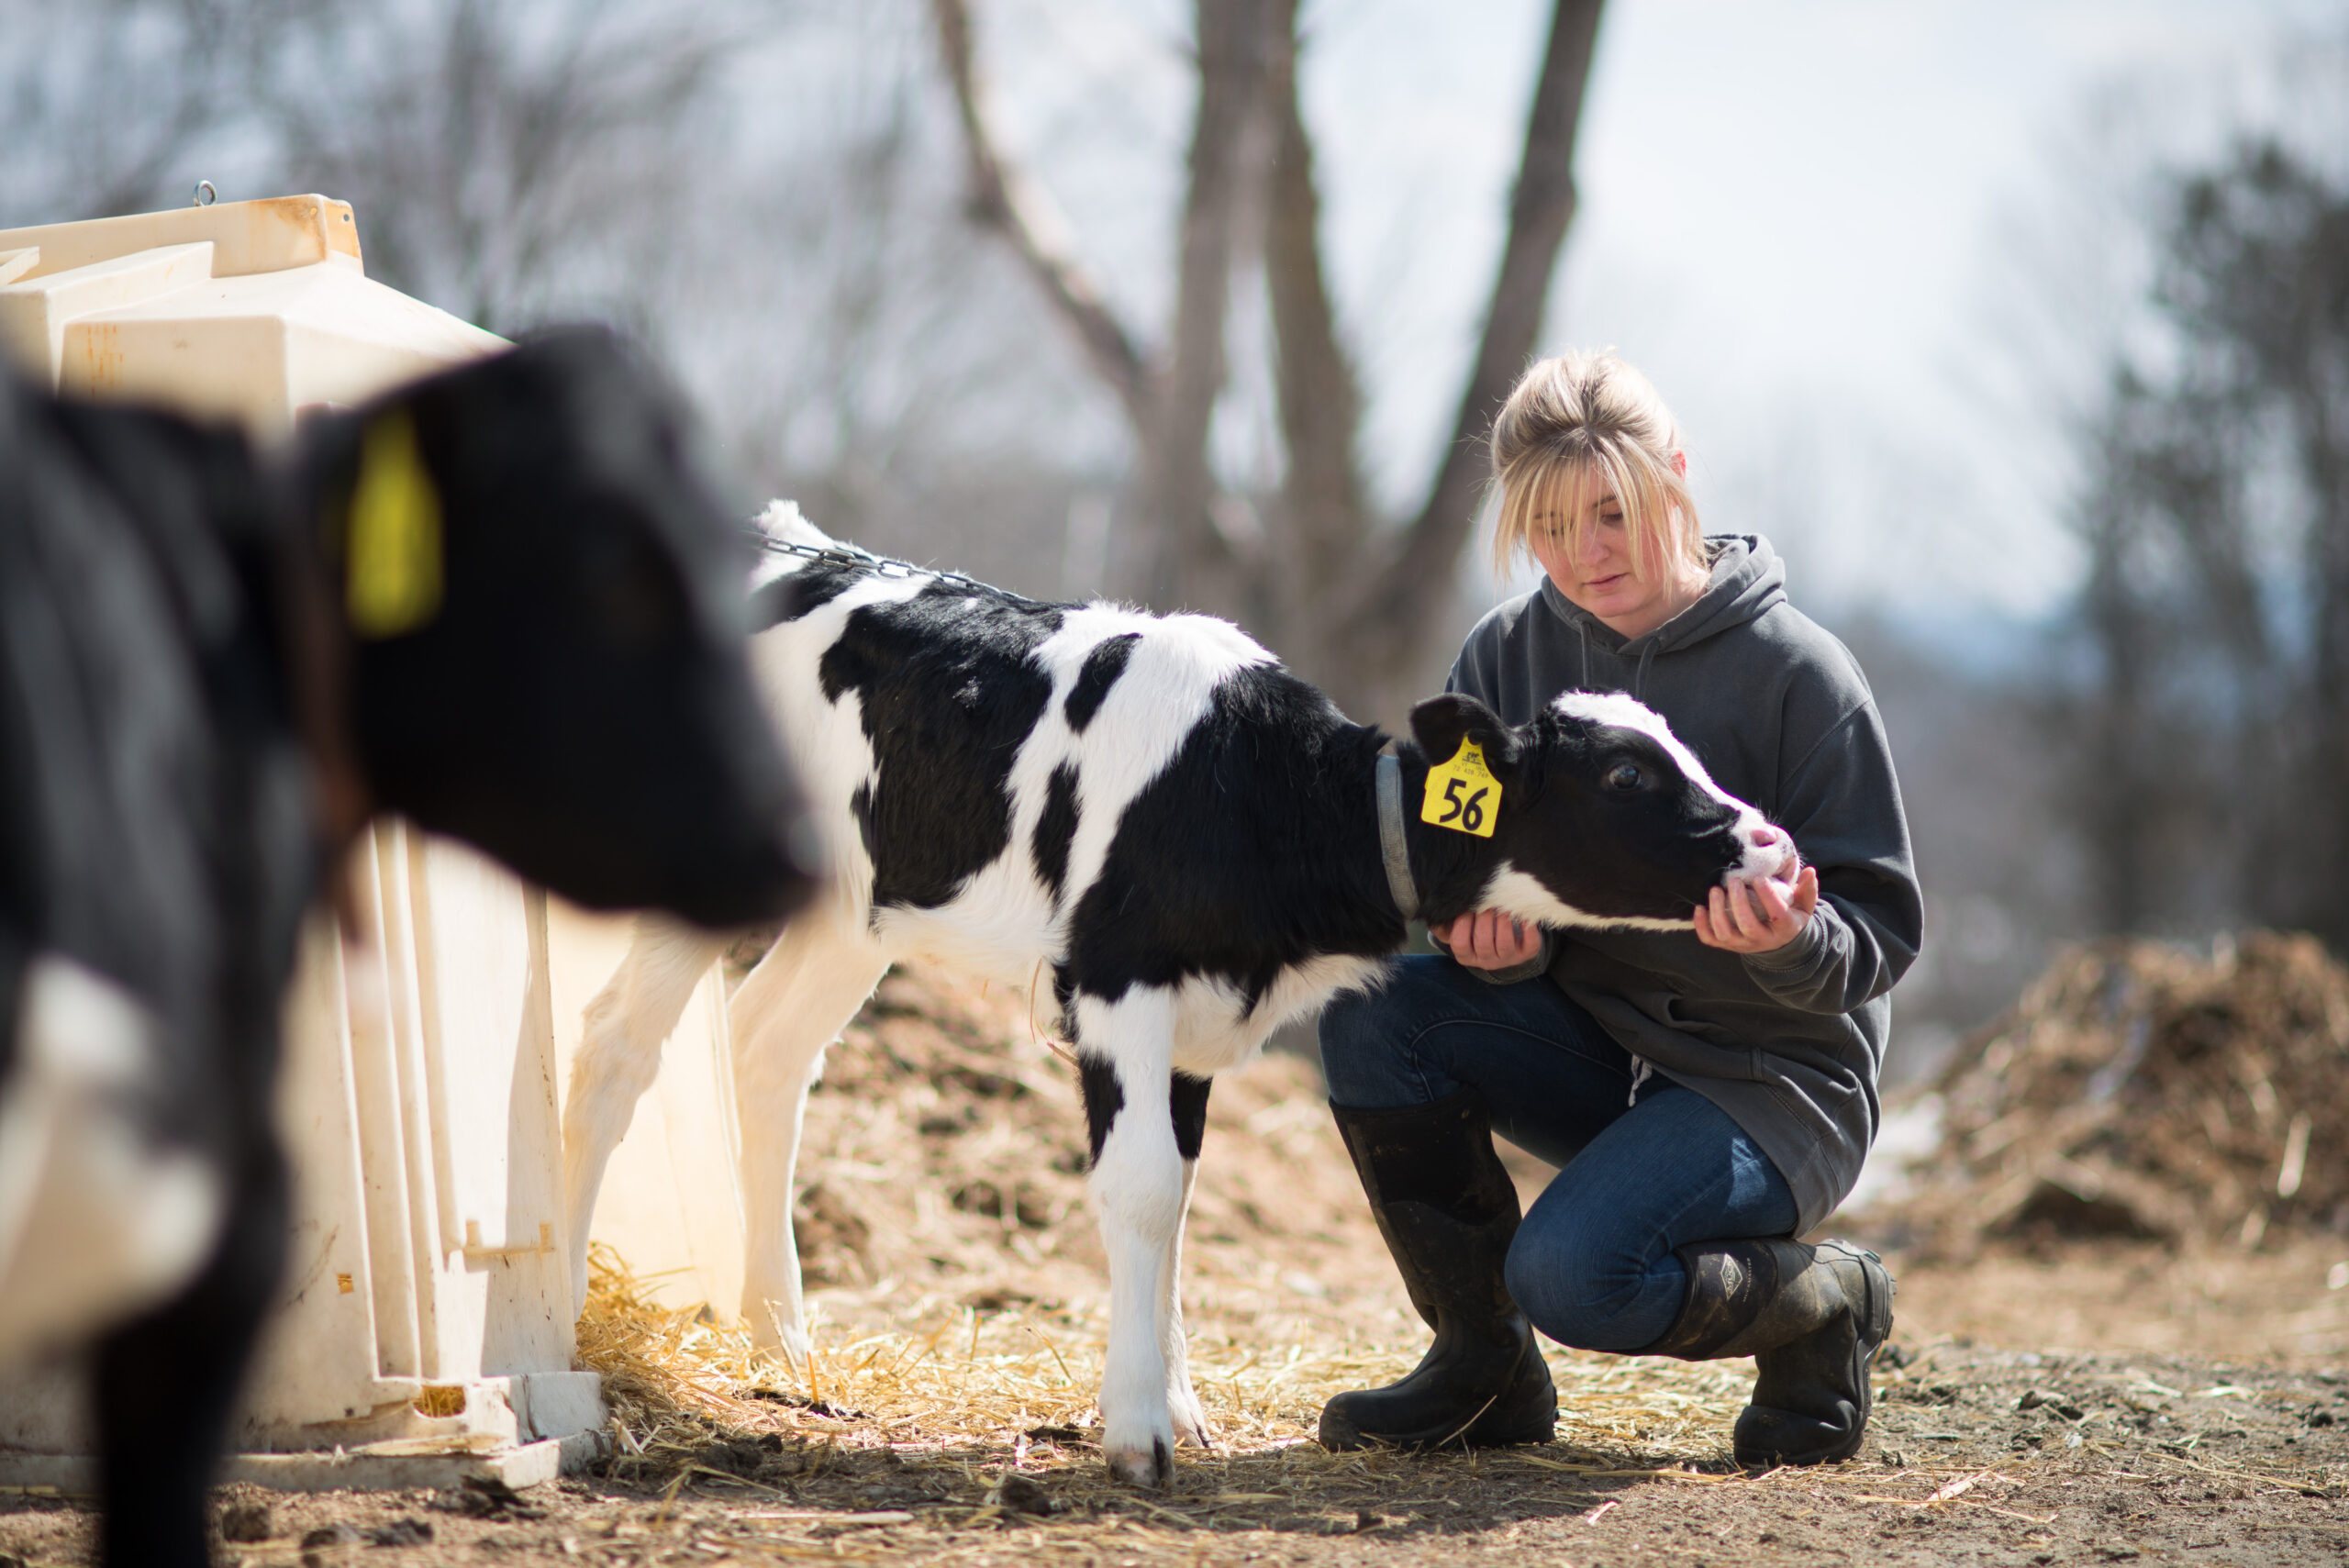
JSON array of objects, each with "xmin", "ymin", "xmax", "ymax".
[{"xmin": 1651, "ymin": 999, "xmax": 1773, "ymax": 1083}]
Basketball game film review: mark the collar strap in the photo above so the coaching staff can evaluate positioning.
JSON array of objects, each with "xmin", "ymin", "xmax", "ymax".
[{"xmin": 1375, "ymin": 745, "xmax": 1419, "ymax": 922}]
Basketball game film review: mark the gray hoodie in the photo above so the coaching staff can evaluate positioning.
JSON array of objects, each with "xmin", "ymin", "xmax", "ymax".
[{"xmin": 1447, "ymin": 535, "xmax": 1922, "ymax": 1234}]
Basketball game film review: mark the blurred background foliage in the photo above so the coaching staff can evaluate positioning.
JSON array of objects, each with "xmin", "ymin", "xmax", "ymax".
[{"xmin": 6, "ymin": 0, "xmax": 2345, "ymax": 1080}]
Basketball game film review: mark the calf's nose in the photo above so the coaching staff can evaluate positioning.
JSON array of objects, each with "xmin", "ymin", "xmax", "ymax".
[{"xmin": 1741, "ymin": 822, "xmax": 1798, "ymax": 879}]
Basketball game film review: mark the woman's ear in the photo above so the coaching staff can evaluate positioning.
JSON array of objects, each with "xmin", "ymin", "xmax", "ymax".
[{"xmin": 1671, "ymin": 450, "xmax": 1687, "ymax": 477}]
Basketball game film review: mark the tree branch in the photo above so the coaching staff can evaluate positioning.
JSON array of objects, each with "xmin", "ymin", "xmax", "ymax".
[
  {"xmin": 1347, "ymin": 0, "xmax": 1606, "ymax": 676},
  {"xmin": 929, "ymin": 0, "xmax": 1153, "ymax": 433},
  {"xmin": 1261, "ymin": 0, "xmax": 1368, "ymax": 659}
]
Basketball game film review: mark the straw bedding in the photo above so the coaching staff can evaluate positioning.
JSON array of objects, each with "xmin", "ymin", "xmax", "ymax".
[
  {"xmin": 547, "ymin": 962, "xmax": 2349, "ymax": 1568},
  {"xmin": 573, "ymin": 961, "xmax": 1759, "ymax": 1485},
  {"xmin": 18, "ymin": 960, "xmax": 2349, "ymax": 1565}
]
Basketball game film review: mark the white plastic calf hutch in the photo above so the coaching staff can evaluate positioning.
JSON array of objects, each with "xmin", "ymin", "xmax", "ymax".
[{"xmin": 0, "ymin": 195, "xmax": 751, "ymax": 1491}]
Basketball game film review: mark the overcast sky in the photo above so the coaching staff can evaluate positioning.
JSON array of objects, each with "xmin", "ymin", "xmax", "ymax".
[{"xmin": 989, "ymin": 0, "xmax": 2341, "ymax": 624}]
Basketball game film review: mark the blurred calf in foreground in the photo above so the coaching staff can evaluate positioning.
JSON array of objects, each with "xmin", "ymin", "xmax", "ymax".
[{"xmin": 0, "ymin": 329, "xmax": 818, "ymax": 1567}]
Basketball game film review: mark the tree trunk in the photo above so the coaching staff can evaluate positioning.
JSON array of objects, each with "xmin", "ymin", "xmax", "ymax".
[
  {"xmin": 932, "ymin": 0, "xmax": 1608, "ymax": 721},
  {"xmin": 1330, "ymin": 0, "xmax": 1606, "ymax": 712},
  {"xmin": 2076, "ymin": 488, "xmax": 2160, "ymax": 935},
  {"xmin": 2287, "ymin": 385, "xmax": 2349, "ymax": 944},
  {"xmin": 1260, "ymin": 0, "xmax": 1367, "ymax": 664},
  {"xmin": 1136, "ymin": 0, "xmax": 1276, "ymax": 614}
]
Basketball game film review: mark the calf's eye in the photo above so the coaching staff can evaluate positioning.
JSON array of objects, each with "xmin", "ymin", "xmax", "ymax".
[{"xmin": 1606, "ymin": 763, "xmax": 1642, "ymax": 792}]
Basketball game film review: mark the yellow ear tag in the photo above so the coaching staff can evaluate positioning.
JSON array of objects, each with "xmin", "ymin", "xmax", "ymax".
[
  {"xmin": 1421, "ymin": 738, "xmax": 1501, "ymax": 837},
  {"xmin": 344, "ymin": 410, "xmax": 443, "ymax": 639}
]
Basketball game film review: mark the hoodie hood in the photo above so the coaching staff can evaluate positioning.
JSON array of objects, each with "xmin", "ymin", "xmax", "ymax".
[{"xmin": 1538, "ymin": 535, "xmax": 1789, "ymax": 695}]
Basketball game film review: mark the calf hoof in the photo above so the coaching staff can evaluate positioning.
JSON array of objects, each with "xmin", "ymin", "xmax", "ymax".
[
  {"xmin": 745, "ymin": 1307, "xmax": 812, "ymax": 1363},
  {"xmin": 1104, "ymin": 1435, "xmax": 1174, "ymax": 1489},
  {"xmin": 1168, "ymin": 1390, "xmax": 1213, "ymax": 1451}
]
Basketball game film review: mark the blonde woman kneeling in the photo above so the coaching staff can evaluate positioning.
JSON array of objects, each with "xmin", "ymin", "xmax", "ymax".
[{"xmin": 1317, "ymin": 351, "xmax": 1921, "ymax": 1468}]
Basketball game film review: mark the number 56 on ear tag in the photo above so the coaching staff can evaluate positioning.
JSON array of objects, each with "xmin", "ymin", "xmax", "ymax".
[{"xmin": 1422, "ymin": 738, "xmax": 1501, "ymax": 837}]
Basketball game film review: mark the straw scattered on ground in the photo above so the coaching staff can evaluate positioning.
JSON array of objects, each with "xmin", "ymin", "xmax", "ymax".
[
  {"xmin": 13, "ymin": 958, "xmax": 2349, "ymax": 1564},
  {"xmin": 536, "ymin": 961, "xmax": 2349, "ymax": 1568},
  {"xmin": 570, "ymin": 957, "xmax": 1771, "ymax": 1486}
]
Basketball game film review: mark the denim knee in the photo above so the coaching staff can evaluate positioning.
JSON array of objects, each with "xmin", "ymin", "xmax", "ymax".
[
  {"xmin": 1316, "ymin": 983, "xmax": 1403, "ymax": 1107},
  {"xmin": 1504, "ymin": 1225, "xmax": 1684, "ymax": 1354}
]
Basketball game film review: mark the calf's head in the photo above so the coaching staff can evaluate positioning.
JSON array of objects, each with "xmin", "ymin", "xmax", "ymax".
[
  {"xmin": 1409, "ymin": 691, "xmax": 1785, "ymax": 930},
  {"xmin": 308, "ymin": 328, "xmax": 818, "ymax": 928}
]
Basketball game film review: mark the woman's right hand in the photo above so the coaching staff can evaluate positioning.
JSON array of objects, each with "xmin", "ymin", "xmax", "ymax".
[{"xmin": 1440, "ymin": 908, "xmax": 1544, "ymax": 971}]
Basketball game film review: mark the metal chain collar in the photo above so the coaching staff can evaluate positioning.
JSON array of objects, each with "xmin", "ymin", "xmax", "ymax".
[{"xmin": 746, "ymin": 533, "xmax": 1042, "ymax": 603}]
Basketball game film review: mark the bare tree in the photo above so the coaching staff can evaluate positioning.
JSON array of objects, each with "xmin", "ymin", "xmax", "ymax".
[
  {"xmin": 264, "ymin": 0, "xmax": 739, "ymax": 335},
  {"xmin": 2165, "ymin": 139, "xmax": 2349, "ymax": 942},
  {"xmin": 0, "ymin": 0, "xmax": 306, "ymax": 228},
  {"xmin": 932, "ymin": 0, "xmax": 1606, "ymax": 717},
  {"xmin": 2059, "ymin": 133, "xmax": 2349, "ymax": 944}
]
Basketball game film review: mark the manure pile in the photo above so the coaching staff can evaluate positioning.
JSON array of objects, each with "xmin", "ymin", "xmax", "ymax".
[{"xmin": 1898, "ymin": 931, "xmax": 2349, "ymax": 1255}]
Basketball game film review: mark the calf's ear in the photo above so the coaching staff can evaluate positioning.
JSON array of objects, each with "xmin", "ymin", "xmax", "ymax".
[{"xmin": 1409, "ymin": 694, "xmax": 1520, "ymax": 771}]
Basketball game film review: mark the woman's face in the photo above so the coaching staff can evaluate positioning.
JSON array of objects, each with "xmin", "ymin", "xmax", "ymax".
[{"xmin": 1528, "ymin": 472, "xmax": 1702, "ymax": 640}]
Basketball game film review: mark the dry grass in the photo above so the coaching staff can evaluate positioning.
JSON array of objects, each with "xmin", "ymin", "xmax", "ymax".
[
  {"xmin": 572, "ymin": 960, "xmax": 1767, "ymax": 1495},
  {"xmin": 578, "ymin": 1240, "xmax": 1760, "ymax": 1482}
]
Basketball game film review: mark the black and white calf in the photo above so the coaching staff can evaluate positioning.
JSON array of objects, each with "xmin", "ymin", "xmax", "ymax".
[
  {"xmin": 1, "ymin": 332, "xmax": 814, "ymax": 1568},
  {"xmin": 561, "ymin": 505, "xmax": 1787, "ymax": 1487}
]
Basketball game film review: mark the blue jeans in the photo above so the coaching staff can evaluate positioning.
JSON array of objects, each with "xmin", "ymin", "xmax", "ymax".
[{"xmin": 1319, "ymin": 955, "xmax": 1798, "ymax": 1353}]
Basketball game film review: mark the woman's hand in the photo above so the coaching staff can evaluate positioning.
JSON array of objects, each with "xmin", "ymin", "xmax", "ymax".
[
  {"xmin": 1694, "ymin": 863, "xmax": 1819, "ymax": 954},
  {"xmin": 1441, "ymin": 908, "xmax": 1544, "ymax": 971}
]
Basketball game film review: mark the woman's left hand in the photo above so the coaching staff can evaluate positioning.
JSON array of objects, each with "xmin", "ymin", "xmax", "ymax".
[{"xmin": 1694, "ymin": 863, "xmax": 1819, "ymax": 954}]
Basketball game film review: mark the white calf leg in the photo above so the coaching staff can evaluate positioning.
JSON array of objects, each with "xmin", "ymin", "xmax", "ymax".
[
  {"xmin": 728, "ymin": 916, "xmax": 889, "ymax": 1360},
  {"xmin": 1076, "ymin": 987, "xmax": 1186, "ymax": 1487},
  {"xmin": 1156, "ymin": 1157, "xmax": 1209, "ymax": 1450},
  {"xmin": 560, "ymin": 917, "xmax": 728, "ymax": 1322}
]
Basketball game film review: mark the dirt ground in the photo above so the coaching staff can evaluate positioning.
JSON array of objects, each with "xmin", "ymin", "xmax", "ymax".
[{"xmin": 7, "ymin": 963, "xmax": 2349, "ymax": 1566}]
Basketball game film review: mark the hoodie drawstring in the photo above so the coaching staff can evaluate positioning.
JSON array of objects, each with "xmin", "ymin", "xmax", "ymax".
[
  {"xmin": 1633, "ymin": 641, "xmax": 1657, "ymax": 703},
  {"xmin": 1627, "ymin": 1055, "xmax": 1655, "ymax": 1107}
]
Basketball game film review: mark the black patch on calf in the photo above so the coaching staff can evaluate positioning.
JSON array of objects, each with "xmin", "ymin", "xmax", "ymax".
[
  {"xmin": 1032, "ymin": 763, "xmax": 1081, "ymax": 901},
  {"xmin": 849, "ymin": 783, "xmax": 876, "ymax": 862},
  {"xmin": 1063, "ymin": 633, "xmax": 1140, "ymax": 732},
  {"xmin": 1479, "ymin": 707, "xmax": 1747, "ymax": 926},
  {"xmin": 747, "ymin": 561, "xmax": 860, "ymax": 630},
  {"xmin": 1078, "ymin": 1055, "xmax": 1123, "ymax": 1166},
  {"xmin": 818, "ymin": 581, "xmax": 1061, "ymax": 909},
  {"xmin": 1061, "ymin": 665, "xmax": 1402, "ymax": 1010},
  {"xmin": 1170, "ymin": 1072, "xmax": 1211, "ymax": 1162},
  {"xmin": 1393, "ymin": 695, "xmax": 1748, "ymax": 929}
]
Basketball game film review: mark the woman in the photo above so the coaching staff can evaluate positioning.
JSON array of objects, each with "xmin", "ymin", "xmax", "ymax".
[{"xmin": 1317, "ymin": 350, "xmax": 1922, "ymax": 1469}]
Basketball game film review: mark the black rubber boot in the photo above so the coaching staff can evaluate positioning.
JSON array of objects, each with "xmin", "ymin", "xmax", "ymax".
[
  {"xmin": 1642, "ymin": 1238, "xmax": 1895, "ymax": 1468},
  {"xmin": 1318, "ymin": 1090, "xmax": 1557, "ymax": 1452}
]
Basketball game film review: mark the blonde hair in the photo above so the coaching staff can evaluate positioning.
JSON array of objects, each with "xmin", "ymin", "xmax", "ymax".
[{"xmin": 1487, "ymin": 350, "xmax": 1703, "ymax": 580}]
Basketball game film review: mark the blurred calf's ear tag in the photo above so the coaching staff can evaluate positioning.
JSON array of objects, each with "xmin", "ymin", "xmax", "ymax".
[
  {"xmin": 346, "ymin": 411, "xmax": 443, "ymax": 639},
  {"xmin": 1421, "ymin": 738, "xmax": 1500, "ymax": 837}
]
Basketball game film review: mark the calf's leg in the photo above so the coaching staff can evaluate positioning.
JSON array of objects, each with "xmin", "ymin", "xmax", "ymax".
[
  {"xmin": 91, "ymin": 1139, "xmax": 285, "ymax": 1568},
  {"xmin": 1158, "ymin": 1072, "xmax": 1213, "ymax": 1451},
  {"xmin": 729, "ymin": 914, "xmax": 888, "ymax": 1359},
  {"xmin": 561, "ymin": 917, "xmax": 729, "ymax": 1321},
  {"xmin": 1074, "ymin": 986, "xmax": 1187, "ymax": 1487}
]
